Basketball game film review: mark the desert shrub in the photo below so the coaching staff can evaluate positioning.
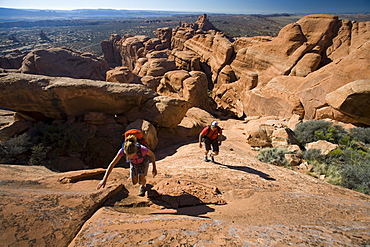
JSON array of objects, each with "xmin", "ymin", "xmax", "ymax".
[
  {"xmin": 0, "ymin": 133, "xmax": 32, "ymax": 164},
  {"xmin": 293, "ymin": 121, "xmax": 370, "ymax": 195},
  {"xmin": 29, "ymin": 144, "xmax": 51, "ymax": 166},
  {"xmin": 349, "ymin": 127, "xmax": 370, "ymax": 144},
  {"xmin": 29, "ymin": 122, "xmax": 87, "ymax": 156},
  {"xmin": 302, "ymin": 149, "xmax": 326, "ymax": 163},
  {"xmin": 325, "ymin": 164, "xmax": 343, "ymax": 185},
  {"xmin": 294, "ymin": 120, "xmax": 350, "ymax": 145},
  {"xmin": 257, "ymin": 147, "xmax": 288, "ymax": 166},
  {"xmin": 0, "ymin": 122, "xmax": 88, "ymax": 166},
  {"xmin": 304, "ymin": 146, "xmax": 370, "ymax": 194}
]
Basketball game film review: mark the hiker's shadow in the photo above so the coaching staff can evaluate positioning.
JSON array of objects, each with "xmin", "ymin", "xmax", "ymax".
[
  {"xmin": 213, "ymin": 161, "xmax": 276, "ymax": 181},
  {"xmin": 147, "ymin": 185, "xmax": 215, "ymax": 218}
]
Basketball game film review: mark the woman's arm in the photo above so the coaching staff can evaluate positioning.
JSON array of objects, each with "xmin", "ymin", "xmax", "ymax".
[
  {"xmin": 97, "ymin": 153, "xmax": 122, "ymax": 189},
  {"xmin": 146, "ymin": 149, "xmax": 157, "ymax": 177}
]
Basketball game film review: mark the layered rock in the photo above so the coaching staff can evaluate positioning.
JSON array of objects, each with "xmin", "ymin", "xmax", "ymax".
[
  {"xmin": 100, "ymin": 33, "xmax": 123, "ymax": 68},
  {"xmin": 183, "ymin": 32, "xmax": 234, "ymax": 82},
  {"xmin": 0, "ymin": 73, "xmax": 189, "ymax": 128},
  {"xmin": 212, "ymin": 14, "xmax": 370, "ymax": 125},
  {"xmin": 20, "ymin": 47, "xmax": 110, "ymax": 80},
  {"xmin": 106, "ymin": 66, "xmax": 138, "ymax": 83},
  {"xmin": 0, "ymin": 50, "xmax": 27, "ymax": 69},
  {"xmin": 169, "ymin": 49, "xmax": 201, "ymax": 71},
  {"xmin": 297, "ymin": 41, "xmax": 370, "ymax": 124},
  {"xmin": 326, "ymin": 80, "xmax": 370, "ymax": 125},
  {"xmin": 157, "ymin": 70, "xmax": 211, "ymax": 111}
]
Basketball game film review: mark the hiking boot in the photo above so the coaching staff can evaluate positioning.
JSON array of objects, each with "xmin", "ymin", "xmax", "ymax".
[
  {"xmin": 210, "ymin": 154, "xmax": 215, "ymax": 163},
  {"xmin": 138, "ymin": 186, "xmax": 146, "ymax": 197},
  {"xmin": 204, "ymin": 156, "xmax": 209, "ymax": 162}
]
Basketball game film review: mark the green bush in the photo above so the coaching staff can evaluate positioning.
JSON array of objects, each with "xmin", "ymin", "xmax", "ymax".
[
  {"xmin": 29, "ymin": 122, "xmax": 87, "ymax": 156},
  {"xmin": 0, "ymin": 133, "xmax": 32, "ymax": 164},
  {"xmin": 257, "ymin": 147, "xmax": 288, "ymax": 166},
  {"xmin": 303, "ymin": 149, "xmax": 326, "ymax": 163},
  {"xmin": 288, "ymin": 121, "xmax": 370, "ymax": 195},
  {"xmin": 349, "ymin": 127, "xmax": 370, "ymax": 144},
  {"xmin": 0, "ymin": 122, "xmax": 88, "ymax": 166},
  {"xmin": 295, "ymin": 121, "xmax": 370, "ymax": 194},
  {"xmin": 294, "ymin": 120, "xmax": 350, "ymax": 145},
  {"xmin": 29, "ymin": 144, "xmax": 51, "ymax": 166}
]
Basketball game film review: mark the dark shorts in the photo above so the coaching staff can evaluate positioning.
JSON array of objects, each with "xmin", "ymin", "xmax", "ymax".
[
  {"xmin": 203, "ymin": 137, "xmax": 219, "ymax": 152},
  {"xmin": 130, "ymin": 156, "xmax": 150, "ymax": 178}
]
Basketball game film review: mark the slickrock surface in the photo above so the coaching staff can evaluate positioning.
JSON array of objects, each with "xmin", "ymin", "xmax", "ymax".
[{"xmin": 1, "ymin": 119, "xmax": 369, "ymax": 246}]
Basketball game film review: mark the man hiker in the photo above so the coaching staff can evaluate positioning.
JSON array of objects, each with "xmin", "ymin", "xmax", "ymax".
[{"xmin": 199, "ymin": 121, "xmax": 222, "ymax": 163}]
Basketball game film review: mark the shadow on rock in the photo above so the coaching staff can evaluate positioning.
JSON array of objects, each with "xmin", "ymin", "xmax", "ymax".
[
  {"xmin": 155, "ymin": 139, "xmax": 198, "ymax": 160},
  {"xmin": 146, "ymin": 181, "xmax": 226, "ymax": 214},
  {"xmin": 214, "ymin": 162, "xmax": 276, "ymax": 181}
]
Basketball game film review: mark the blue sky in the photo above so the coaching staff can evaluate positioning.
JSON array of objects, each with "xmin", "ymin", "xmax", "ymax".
[{"xmin": 0, "ymin": 0, "xmax": 369, "ymax": 14}]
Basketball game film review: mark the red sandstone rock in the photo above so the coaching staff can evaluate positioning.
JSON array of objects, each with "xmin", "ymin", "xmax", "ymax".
[
  {"xmin": 20, "ymin": 47, "xmax": 110, "ymax": 80},
  {"xmin": 106, "ymin": 66, "xmax": 136, "ymax": 83}
]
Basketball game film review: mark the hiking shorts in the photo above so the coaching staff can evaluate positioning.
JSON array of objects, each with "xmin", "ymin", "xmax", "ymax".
[
  {"xmin": 203, "ymin": 137, "xmax": 219, "ymax": 152},
  {"xmin": 130, "ymin": 156, "xmax": 150, "ymax": 178}
]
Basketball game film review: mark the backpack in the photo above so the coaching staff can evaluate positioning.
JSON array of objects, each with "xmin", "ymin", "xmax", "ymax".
[
  {"xmin": 122, "ymin": 129, "xmax": 147, "ymax": 149},
  {"xmin": 135, "ymin": 143, "xmax": 143, "ymax": 159},
  {"xmin": 204, "ymin": 125, "xmax": 221, "ymax": 141}
]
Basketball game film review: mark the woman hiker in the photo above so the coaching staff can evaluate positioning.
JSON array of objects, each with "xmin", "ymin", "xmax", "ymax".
[
  {"xmin": 199, "ymin": 121, "xmax": 222, "ymax": 163},
  {"xmin": 97, "ymin": 135, "xmax": 157, "ymax": 197}
]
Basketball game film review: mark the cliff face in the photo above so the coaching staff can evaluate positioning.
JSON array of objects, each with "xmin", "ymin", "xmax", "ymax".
[{"xmin": 102, "ymin": 14, "xmax": 370, "ymax": 125}]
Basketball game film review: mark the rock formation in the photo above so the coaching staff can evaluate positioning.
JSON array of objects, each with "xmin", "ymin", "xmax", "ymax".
[
  {"xmin": 326, "ymin": 80, "xmax": 370, "ymax": 125},
  {"xmin": 100, "ymin": 14, "xmax": 369, "ymax": 125},
  {"xmin": 157, "ymin": 70, "xmax": 211, "ymax": 111},
  {"xmin": 20, "ymin": 47, "xmax": 110, "ymax": 80},
  {"xmin": 0, "ymin": 73, "xmax": 189, "ymax": 128},
  {"xmin": 0, "ymin": 50, "xmax": 27, "ymax": 69}
]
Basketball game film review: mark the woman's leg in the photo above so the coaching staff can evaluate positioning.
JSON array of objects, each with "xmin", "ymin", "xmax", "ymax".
[
  {"xmin": 131, "ymin": 176, "xmax": 139, "ymax": 185},
  {"xmin": 138, "ymin": 175, "xmax": 146, "ymax": 187},
  {"xmin": 130, "ymin": 163, "xmax": 139, "ymax": 185}
]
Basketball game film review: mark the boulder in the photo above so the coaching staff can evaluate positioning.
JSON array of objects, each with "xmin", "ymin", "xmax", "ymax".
[
  {"xmin": 140, "ymin": 76, "xmax": 161, "ymax": 91},
  {"xmin": 158, "ymin": 70, "xmax": 211, "ymax": 111},
  {"xmin": 176, "ymin": 107, "xmax": 216, "ymax": 138},
  {"xmin": 214, "ymin": 15, "xmax": 370, "ymax": 124},
  {"xmin": 171, "ymin": 27, "xmax": 195, "ymax": 51},
  {"xmin": 0, "ymin": 73, "xmax": 189, "ymax": 129},
  {"xmin": 144, "ymin": 96, "xmax": 190, "ymax": 129},
  {"xmin": 117, "ymin": 36, "xmax": 147, "ymax": 71},
  {"xmin": 155, "ymin": 27, "xmax": 172, "ymax": 50},
  {"xmin": 298, "ymin": 41, "xmax": 370, "ymax": 123},
  {"xmin": 326, "ymin": 80, "xmax": 370, "ymax": 126},
  {"xmin": 305, "ymin": 140, "xmax": 339, "ymax": 155},
  {"xmin": 137, "ymin": 58, "xmax": 176, "ymax": 77},
  {"xmin": 126, "ymin": 119, "xmax": 158, "ymax": 150},
  {"xmin": 20, "ymin": 47, "xmax": 110, "ymax": 80},
  {"xmin": 169, "ymin": 49, "xmax": 201, "ymax": 71},
  {"xmin": 106, "ymin": 66, "xmax": 136, "ymax": 83}
]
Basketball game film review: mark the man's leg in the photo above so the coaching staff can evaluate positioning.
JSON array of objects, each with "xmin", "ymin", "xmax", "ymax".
[
  {"xmin": 210, "ymin": 142, "xmax": 220, "ymax": 163},
  {"xmin": 203, "ymin": 138, "xmax": 211, "ymax": 161}
]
